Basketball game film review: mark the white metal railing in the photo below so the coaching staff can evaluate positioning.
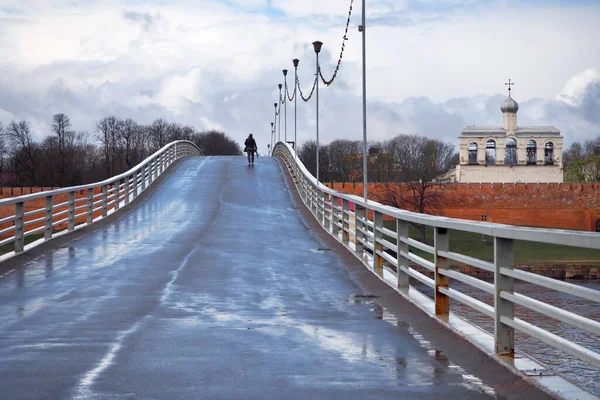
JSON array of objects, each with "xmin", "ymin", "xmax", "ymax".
[
  {"xmin": 274, "ymin": 142, "xmax": 600, "ymax": 371},
  {"xmin": 0, "ymin": 141, "xmax": 202, "ymax": 256}
]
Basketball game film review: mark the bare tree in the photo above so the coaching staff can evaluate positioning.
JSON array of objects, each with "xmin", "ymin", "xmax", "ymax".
[
  {"xmin": 193, "ymin": 130, "xmax": 241, "ymax": 155},
  {"xmin": 374, "ymin": 134, "xmax": 457, "ymax": 242},
  {"xmin": 96, "ymin": 116, "xmax": 122, "ymax": 177},
  {"xmin": 51, "ymin": 113, "xmax": 77, "ymax": 186},
  {"xmin": 327, "ymin": 139, "xmax": 360, "ymax": 183},
  {"xmin": 0, "ymin": 123, "xmax": 7, "ymax": 186},
  {"xmin": 5, "ymin": 120, "xmax": 40, "ymax": 186},
  {"xmin": 148, "ymin": 119, "xmax": 169, "ymax": 151},
  {"xmin": 298, "ymin": 140, "xmax": 331, "ymax": 181}
]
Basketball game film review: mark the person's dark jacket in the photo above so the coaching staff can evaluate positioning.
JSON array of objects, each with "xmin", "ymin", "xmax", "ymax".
[{"xmin": 244, "ymin": 138, "xmax": 257, "ymax": 153}]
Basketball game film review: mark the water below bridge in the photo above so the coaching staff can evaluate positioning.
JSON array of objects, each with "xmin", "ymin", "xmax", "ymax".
[{"xmin": 0, "ymin": 156, "xmax": 570, "ymax": 399}]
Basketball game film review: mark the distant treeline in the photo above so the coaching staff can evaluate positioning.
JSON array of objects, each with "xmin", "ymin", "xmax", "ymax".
[
  {"xmin": 297, "ymin": 134, "xmax": 459, "ymax": 184},
  {"xmin": 0, "ymin": 114, "xmax": 241, "ymax": 187}
]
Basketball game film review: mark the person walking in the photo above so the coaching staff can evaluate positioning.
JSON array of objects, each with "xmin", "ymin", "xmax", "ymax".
[{"xmin": 244, "ymin": 134, "xmax": 257, "ymax": 165}]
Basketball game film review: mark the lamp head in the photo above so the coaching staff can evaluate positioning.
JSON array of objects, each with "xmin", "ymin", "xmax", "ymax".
[
  {"xmin": 278, "ymin": 83, "xmax": 282, "ymax": 90},
  {"xmin": 274, "ymin": 102, "xmax": 277, "ymax": 108},
  {"xmin": 312, "ymin": 41, "xmax": 323, "ymax": 54},
  {"xmin": 293, "ymin": 59, "xmax": 299, "ymax": 68},
  {"xmin": 283, "ymin": 69, "xmax": 288, "ymax": 76}
]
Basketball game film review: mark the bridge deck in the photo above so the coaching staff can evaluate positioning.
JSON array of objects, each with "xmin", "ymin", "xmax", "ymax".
[{"xmin": 0, "ymin": 157, "xmax": 551, "ymax": 399}]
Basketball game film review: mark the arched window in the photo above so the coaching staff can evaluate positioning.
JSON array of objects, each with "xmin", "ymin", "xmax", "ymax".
[
  {"xmin": 468, "ymin": 142, "xmax": 478, "ymax": 165},
  {"xmin": 545, "ymin": 142, "xmax": 554, "ymax": 165},
  {"xmin": 526, "ymin": 140, "xmax": 537, "ymax": 165},
  {"xmin": 485, "ymin": 140, "xmax": 496, "ymax": 166},
  {"xmin": 505, "ymin": 137, "xmax": 517, "ymax": 166}
]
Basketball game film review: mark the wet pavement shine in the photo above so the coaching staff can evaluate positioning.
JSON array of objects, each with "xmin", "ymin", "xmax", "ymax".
[{"xmin": 0, "ymin": 157, "xmax": 552, "ymax": 399}]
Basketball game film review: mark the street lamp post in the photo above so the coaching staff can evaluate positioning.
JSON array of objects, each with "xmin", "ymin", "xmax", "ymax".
[
  {"xmin": 360, "ymin": 0, "xmax": 368, "ymax": 202},
  {"xmin": 277, "ymin": 84, "xmax": 282, "ymax": 143},
  {"xmin": 273, "ymin": 103, "xmax": 277, "ymax": 151},
  {"xmin": 283, "ymin": 69, "xmax": 288, "ymax": 143},
  {"xmin": 270, "ymin": 122, "xmax": 274, "ymax": 155},
  {"xmin": 312, "ymin": 41, "xmax": 322, "ymax": 185},
  {"xmin": 293, "ymin": 59, "xmax": 299, "ymax": 158}
]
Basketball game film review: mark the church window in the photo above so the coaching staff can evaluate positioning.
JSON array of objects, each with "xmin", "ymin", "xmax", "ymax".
[
  {"xmin": 485, "ymin": 140, "xmax": 496, "ymax": 166},
  {"xmin": 545, "ymin": 142, "xmax": 554, "ymax": 165},
  {"xmin": 468, "ymin": 142, "xmax": 478, "ymax": 164},
  {"xmin": 505, "ymin": 138, "xmax": 517, "ymax": 165},
  {"xmin": 526, "ymin": 140, "xmax": 537, "ymax": 165}
]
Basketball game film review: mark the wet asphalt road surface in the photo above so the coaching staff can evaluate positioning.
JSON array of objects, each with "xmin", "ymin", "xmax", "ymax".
[{"xmin": 0, "ymin": 157, "xmax": 552, "ymax": 399}]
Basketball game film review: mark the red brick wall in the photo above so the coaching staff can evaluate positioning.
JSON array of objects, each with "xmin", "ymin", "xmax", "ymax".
[{"xmin": 325, "ymin": 182, "xmax": 600, "ymax": 231}]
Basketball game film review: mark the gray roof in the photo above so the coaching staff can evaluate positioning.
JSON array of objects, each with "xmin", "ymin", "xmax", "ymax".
[
  {"xmin": 515, "ymin": 126, "xmax": 561, "ymax": 136},
  {"xmin": 461, "ymin": 126, "xmax": 506, "ymax": 137},
  {"xmin": 461, "ymin": 125, "xmax": 561, "ymax": 138}
]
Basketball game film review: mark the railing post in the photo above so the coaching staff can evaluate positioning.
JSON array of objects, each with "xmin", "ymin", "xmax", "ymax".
[
  {"xmin": 125, "ymin": 174, "xmax": 131, "ymax": 205},
  {"xmin": 374, "ymin": 211, "xmax": 384, "ymax": 276},
  {"xmin": 15, "ymin": 201, "xmax": 24, "ymax": 253},
  {"xmin": 68, "ymin": 191, "xmax": 75, "ymax": 231},
  {"xmin": 102, "ymin": 185, "xmax": 108, "ymax": 217},
  {"xmin": 132, "ymin": 171, "xmax": 138, "ymax": 200},
  {"xmin": 331, "ymin": 195, "xmax": 339, "ymax": 238},
  {"xmin": 141, "ymin": 165, "xmax": 147, "ymax": 191},
  {"xmin": 87, "ymin": 188, "xmax": 94, "ymax": 224},
  {"xmin": 150, "ymin": 159, "xmax": 155, "ymax": 183},
  {"xmin": 114, "ymin": 180, "xmax": 120, "ymax": 211},
  {"xmin": 396, "ymin": 219, "xmax": 409, "ymax": 290},
  {"xmin": 45, "ymin": 195, "xmax": 53, "ymax": 240},
  {"xmin": 495, "ymin": 237, "xmax": 515, "ymax": 355},
  {"xmin": 354, "ymin": 204, "xmax": 364, "ymax": 256},
  {"xmin": 342, "ymin": 199, "xmax": 350, "ymax": 246},
  {"xmin": 323, "ymin": 192, "xmax": 330, "ymax": 230},
  {"xmin": 434, "ymin": 227, "xmax": 450, "ymax": 316}
]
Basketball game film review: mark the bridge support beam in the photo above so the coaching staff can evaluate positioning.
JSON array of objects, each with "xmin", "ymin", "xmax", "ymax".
[
  {"xmin": 87, "ymin": 188, "xmax": 94, "ymax": 224},
  {"xmin": 495, "ymin": 237, "xmax": 515, "ymax": 355},
  {"xmin": 373, "ymin": 211, "xmax": 384, "ymax": 276},
  {"xmin": 323, "ymin": 192, "xmax": 330, "ymax": 231},
  {"xmin": 434, "ymin": 227, "xmax": 449, "ymax": 316},
  {"xmin": 342, "ymin": 199, "xmax": 350, "ymax": 246},
  {"xmin": 15, "ymin": 201, "xmax": 24, "ymax": 253},
  {"xmin": 354, "ymin": 205, "xmax": 364, "ymax": 256},
  {"xmin": 45, "ymin": 195, "xmax": 53, "ymax": 240},
  {"xmin": 331, "ymin": 196, "xmax": 340, "ymax": 238},
  {"xmin": 125, "ymin": 175, "xmax": 131, "ymax": 205},
  {"xmin": 114, "ymin": 180, "xmax": 120, "ymax": 211},
  {"xmin": 396, "ymin": 219, "xmax": 409, "ymax": 290},
  {"xmin": 68, "ymin": 191, "xmax": 75, "ymax": 232},
  {"xmin": 102, "ymin": 185, "xmax": 108, "ymax": 218}
]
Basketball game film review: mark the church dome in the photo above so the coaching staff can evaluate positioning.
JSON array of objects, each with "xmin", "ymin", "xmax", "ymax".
[{"xmin": 501, "ymin": 93, "xmax": 519, "ymax": 113}]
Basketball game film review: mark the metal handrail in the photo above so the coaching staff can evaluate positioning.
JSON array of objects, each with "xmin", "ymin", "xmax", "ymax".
[
  {"xmin": 274, "ymin": 141, "xmax": 600, "ymax": 377},
  {"xmin": 0, "ymin": 140, "xmax": 202, "ymax": 255}
]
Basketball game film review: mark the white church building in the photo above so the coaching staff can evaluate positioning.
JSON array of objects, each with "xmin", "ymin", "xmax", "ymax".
[{"xmin": 454, "ymin": 82, "xmax": 563, "ymax": 183}]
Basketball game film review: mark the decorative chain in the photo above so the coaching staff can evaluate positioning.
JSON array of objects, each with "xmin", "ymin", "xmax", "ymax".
[
  {"xmin": 319, "ymin": 0, "xmax": 354, "ymax": 86},
  {"xmin": 297, "ymin": 73, "xmax": 318, "ymax": 102},
  {"xmin": 286, "ymin": 78, "xmax": 296, "ymax": 102}
]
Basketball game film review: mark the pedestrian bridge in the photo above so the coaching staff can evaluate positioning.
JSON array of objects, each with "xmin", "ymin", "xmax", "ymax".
[{"xmin": 0, "ymin": 141, "xmax": 598, "ymax": 399}]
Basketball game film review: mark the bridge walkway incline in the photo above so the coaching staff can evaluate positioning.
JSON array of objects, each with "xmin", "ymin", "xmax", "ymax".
[{"xmin": 0, "ymin": 156, "xmax": 552, "ymax": 399}]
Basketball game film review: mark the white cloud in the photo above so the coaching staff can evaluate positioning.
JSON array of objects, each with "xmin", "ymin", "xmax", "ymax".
[{"xmin": 0, "ymin": 0, "xmax": 598, "ymax": 150}]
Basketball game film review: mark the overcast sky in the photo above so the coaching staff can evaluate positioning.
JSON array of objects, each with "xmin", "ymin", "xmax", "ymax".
[{"xmin": 0, "ymin": 0, "xmax": 599, "ymax": 153}]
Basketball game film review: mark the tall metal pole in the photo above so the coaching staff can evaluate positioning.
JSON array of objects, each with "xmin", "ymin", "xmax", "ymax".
[
  {"xmin": 313, "ymin": 41, "xmax": 323, "ymax": 185},
  {"xmin": 283, "ymin": 70, "xmax": 288, "ymax": 143},
  {"xmin": 270, "ymin": 122, "xmax": 274, "ymax": 156},
  {"xmin": 360, "ymin": 0, "xmax": 368, "ymax": 202},
  {"xmin": 273, "ymin": 103, "xmax": 277, "ymax": 151},
  {"xmin": 278, "ymin": 84, "xmax": 282, "ymax": 143},
  {"xmin": 293, "ymin": 59, "xmax": 299, "ymax": 157}
]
